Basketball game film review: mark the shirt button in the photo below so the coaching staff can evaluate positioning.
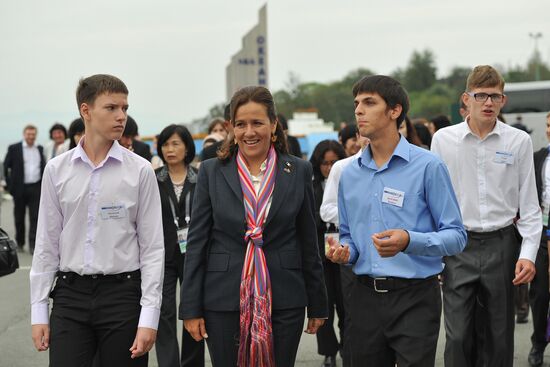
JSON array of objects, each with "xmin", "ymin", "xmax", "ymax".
[{"xmin": 374, "ymin": 264, "xmax": 378, "ymax": 268}]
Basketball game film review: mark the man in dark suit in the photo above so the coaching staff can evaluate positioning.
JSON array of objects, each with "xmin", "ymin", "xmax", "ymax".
[
  {"xmin": 119, "ymin": 115, "xmax": 152, "ymax": 161},
  {"xmin": 528, "ymin": 111, "xmax": 550, "ymax": 366},
  {"xmin": 4, "ymin": 124, "xmax": 45, "ymax": 253}
]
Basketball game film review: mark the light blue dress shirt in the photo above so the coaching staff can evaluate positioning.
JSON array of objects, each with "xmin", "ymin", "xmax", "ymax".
[{"xmin": 339, "ymin": 135, "xmax": 466, "ymax": 278}]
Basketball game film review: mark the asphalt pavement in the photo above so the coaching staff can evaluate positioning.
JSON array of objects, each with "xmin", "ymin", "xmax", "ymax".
[{"xmin": 0, "ymin": 198, "xmax": 545, "ymax": 366}]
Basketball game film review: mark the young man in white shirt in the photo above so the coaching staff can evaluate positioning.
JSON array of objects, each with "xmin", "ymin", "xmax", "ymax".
[
  {"xmin": 431, "ymin": 65, "xmax": 542, "ymax": 367},
  {"xmin": 30, "ymin": 74, "xmax": 164, "ymax": 366}
]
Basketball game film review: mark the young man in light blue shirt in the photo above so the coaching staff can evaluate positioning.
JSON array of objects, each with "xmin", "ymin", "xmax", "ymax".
[{"xmin": 327, "ymin": 75, "xmax": 466, "ymax": 366}]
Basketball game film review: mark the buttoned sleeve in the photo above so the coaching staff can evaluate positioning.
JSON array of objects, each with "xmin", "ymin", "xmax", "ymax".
[
  {"xmin": 404, "ymin": 160, "xmax": 467, "ymax": 256},
  {"xmin": 516, "ymin": 136, "xmax": 542, "ymax": 262},
  {"xmin": 320, "ymin": 160, "xmax": 342, "ymax": 225},
  {"xmin": 136, "ymin": 165, "xmax": 165, "ymax": 329},
  {"xmin": 30, "ymin": 163, "xmax": 62, "ymax": 325}
]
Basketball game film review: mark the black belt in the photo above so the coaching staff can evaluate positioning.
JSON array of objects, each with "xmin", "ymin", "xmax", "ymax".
[
  {"xmin": 356, "ymin": 274, "xmax": 438, "ymax": 293},
  {"xmin": 467, "ymin": 224, "xmax": 515, "ymax": 239},
  {"xmin": 56, "ymin": 270, "xmax": 140, "ymax": 283}
]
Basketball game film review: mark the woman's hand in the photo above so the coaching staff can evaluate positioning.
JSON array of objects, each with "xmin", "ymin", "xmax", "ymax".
[
  {"xmin": 184, "ymin": 318, "xmax": 208, "ymax": 341},
  {"xmin": 304, "ymin": 318, "xmax": 325, "ymax": 334}
]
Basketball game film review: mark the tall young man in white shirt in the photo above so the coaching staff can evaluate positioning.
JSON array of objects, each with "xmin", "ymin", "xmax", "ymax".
[
  {"xmin": 30, "ymin": 74, "xmax": 164, "ymax": 366},
  {"xmin": 431, "ymin": 65, "xmax": 542, "ymax": 367}
]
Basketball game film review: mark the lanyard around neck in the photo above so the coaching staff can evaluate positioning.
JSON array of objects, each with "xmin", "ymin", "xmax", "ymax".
[{"xmin": 168, "ymin": 191, "xmax": 191, "ymax": 227}]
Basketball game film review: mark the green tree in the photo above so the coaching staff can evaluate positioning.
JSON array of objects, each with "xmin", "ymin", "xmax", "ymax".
[{"xmin": 402, "ymin": 49, "xmax": 437, "ymax": 92}]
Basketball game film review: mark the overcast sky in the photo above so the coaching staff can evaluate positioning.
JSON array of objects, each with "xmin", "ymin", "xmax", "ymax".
[{"xmin": 1, "ymin": 0, "xmax": 549, "ymax": 155}]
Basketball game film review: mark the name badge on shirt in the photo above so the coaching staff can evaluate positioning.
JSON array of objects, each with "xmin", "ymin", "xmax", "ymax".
[
  {"xmin": 382, "ymin": 187, "xmax": 405, "ymax": 208},
  {"xmin": 100, "ymin": 204, "xmax": 127, "ymax": 220},
  {"xmin": 177, "ymin": 227, "xmax": 189, "ymax": 254},
  {"xmin": 493, "ymin": 151, "xmax": 514, "ymax": 165}
]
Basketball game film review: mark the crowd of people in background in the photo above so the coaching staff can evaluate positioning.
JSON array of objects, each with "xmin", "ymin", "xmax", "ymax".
[{"xmin": 0, "ymin": 65, "xmax": 544, "ymax": 367}]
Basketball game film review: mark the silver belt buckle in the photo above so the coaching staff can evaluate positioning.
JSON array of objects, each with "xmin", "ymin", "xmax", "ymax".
[{"xmin": 374, "ymin": 277, "xmax": 388, "ymax": 293}]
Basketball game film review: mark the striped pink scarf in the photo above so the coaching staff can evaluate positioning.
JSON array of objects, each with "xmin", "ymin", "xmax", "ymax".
[{"xmin": 236, "ymin": 145, "xmax": 277, "ymax": 367}]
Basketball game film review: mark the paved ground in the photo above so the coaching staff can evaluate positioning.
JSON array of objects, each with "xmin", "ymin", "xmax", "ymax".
[{"xmin": 0, "ymin": 197, "xmax": 547, "ymax": 366}]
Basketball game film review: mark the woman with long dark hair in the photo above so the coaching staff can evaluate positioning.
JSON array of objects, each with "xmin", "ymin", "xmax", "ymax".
[
  {"xmin": 181, "ymin": 86, "xmax": 328, "ymax": 367},
  {"xmin": 309, "ymin": 140, "xmax": 347, "ymax": 367}
]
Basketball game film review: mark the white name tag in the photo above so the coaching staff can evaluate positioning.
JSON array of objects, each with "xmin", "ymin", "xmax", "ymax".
[
  {"xmin": 493, "ymin": 151, "xmax": 514, "ymax": 165},
  {"xmin": 100, "ymin": 204, "xmax": 127, "ymax": 220},
  {"xmin": 382, "ymin": 187, "xmax": 405, "ymax": 208}
]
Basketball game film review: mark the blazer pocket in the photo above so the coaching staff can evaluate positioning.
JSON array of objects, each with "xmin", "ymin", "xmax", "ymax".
[
  {"xmin": 279, "ymin": 250, "xmax": 302, "ymax": 270},
  {"xmin": 207, "ymin": 253, "xmax": 230, "ymax": 272}
]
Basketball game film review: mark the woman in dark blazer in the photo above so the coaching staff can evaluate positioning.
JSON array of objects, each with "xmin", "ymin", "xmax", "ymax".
[
  {"xmin": 155, "ymin": 124, "xmax": 204, "ymax": 367},
  {"xmin": 181, "ymin": 86, "xmax": 328, "ymax": 367},
  {"xmin": 309, "ymin": 140, "xmax": 347, "ymax": 367}
]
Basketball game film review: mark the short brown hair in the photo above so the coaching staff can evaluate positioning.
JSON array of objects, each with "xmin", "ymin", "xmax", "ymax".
[
  {"xmin": 76, "ymin": 74, "xmax": 128, "ymax": 111},
  {"xmin": 23, "ymin": 124, "xmax": 37, "ymax": 133},
  {"xmin": 218, "ymin": 86, "xmax": 288, "ymax": 160},
  {"xmin": 466, "ymin": 65, "xmax": 505, "ymax": 92}
]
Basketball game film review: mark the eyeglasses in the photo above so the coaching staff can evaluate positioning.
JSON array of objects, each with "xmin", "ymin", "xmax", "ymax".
[
  {"xmin": 467, "ymin": 92, "xmax": 505, "ymax": 103},
  {"xmin": 321, "ymin": 160, "xmax": 338, "ymax": 167}
]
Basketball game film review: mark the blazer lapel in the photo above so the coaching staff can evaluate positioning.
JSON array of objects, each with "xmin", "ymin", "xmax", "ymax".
[
  {"xmin": 220, "ymin": 157, "xmax": 244, "ymax": 202},
  {"xmin": 265, "ymin": 155, "xmax": 293, "ymax": 227}
]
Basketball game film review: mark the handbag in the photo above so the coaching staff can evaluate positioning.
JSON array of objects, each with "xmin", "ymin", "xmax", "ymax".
[{"xmin": 0, "ymin": 227, "xmax": 19, "ymax": 277}]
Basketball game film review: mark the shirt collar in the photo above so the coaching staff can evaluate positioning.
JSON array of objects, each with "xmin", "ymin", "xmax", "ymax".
[
  {"xmin": 22, "ymin": 140, "xmax": 35, "ymax": 149},
  {"xmin": 358, "ymin": 134, "xmax": 410, "ymax": 170},
  {"xmin": 460, "ymin": 118, "xmax": 503, "ymax": 140},
  {"xmin": 71, "ymin": 136, "xmax": 124, "ymax": 165}
]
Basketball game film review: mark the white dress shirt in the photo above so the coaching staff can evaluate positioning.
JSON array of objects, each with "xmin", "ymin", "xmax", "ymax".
[
  {"xmin": 30, "ymin": 139, "xmax": 165, "ymax": 329},
  {"xmin": 45, "ymin": 139, "xmax": 70, "ymax": 161},
  {"xmin": 22, "ymin": 140, "xmax": 42, "ymax": 184},
  {"xmin": 431, "ymin": 120, "xmax": 542, "ymax": 262},
  {"xmin": 320, "ymin": 150, "xmax": 362, "ymax": 225}
]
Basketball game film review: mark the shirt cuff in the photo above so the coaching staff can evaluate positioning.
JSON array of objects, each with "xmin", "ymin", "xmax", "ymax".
[
  {"xmin": 519, "ymin": 242, "xmax": 539, "ymax": 264},
  {"xmin": 347, "ymin": 244, "xmax": 359, "ymax": 265},
  {"xmin": 31, "ymin": 303, "xmax": 50, "ymax": 325},
  {"xmin": 403, "ymin": 230, "xmax": 424, "ymax": 255},
  {"xmin": 138, "ymin": 307, "xmax": 161, "ymax": 330}
]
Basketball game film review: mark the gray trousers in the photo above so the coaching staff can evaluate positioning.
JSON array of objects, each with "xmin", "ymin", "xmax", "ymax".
[{"xmin": 443, "ymin": 225, "xmax": 520, "ymax": 367}]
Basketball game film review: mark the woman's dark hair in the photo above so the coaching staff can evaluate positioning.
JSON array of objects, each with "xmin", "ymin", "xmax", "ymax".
[
  {"xmin": 412, "ymin": 120, "xmax": 432, "ymax": 148},
  {"xmin": 309, "ymin": 140, "xmax": 346, "ymax": 182},
  {"xmin": 401, "ymin": 116, "xmax": 423, "ymax": 147},
  {"xmin": 68, "ymin": 118, "xmax": 85, "ymax": 149},
  {"xmin": 218, "ymin": 86, "xmax": 288, "ymax": 160},
  {"xmin": 49, "ymin": 123, "xmax": 67, "ymax": 139},
  {"xmin": 157, "ymin": 124, "xmax": 196, "ymax": 166}
]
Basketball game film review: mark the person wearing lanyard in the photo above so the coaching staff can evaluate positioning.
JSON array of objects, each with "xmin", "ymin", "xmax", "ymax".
[
  {"xmin": 327, "ymin": 74, "xmax": 466, "ymax": 366},
  {"xmin": 154, "ymin": 124, "xmax": 204, "ymax": 367},
  {"xmin": 30, "ymin": 74, "xmax": 164, "ymax": 366},
  {"xmin": 309, "ymin": 139, "xmax": 347, "ymax": 367}
]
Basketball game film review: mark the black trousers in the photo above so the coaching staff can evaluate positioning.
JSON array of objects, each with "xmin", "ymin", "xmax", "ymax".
[
  {"xmin": 156, "ymin": 254, "xmax": 204, "ymax": 367},
  {"xmin": 529, "ymin": 242, "xmax": 549, "ymax": 350},
  {"xmin": 204, "ymin": 308, "xmax": 305, "ymax": 367},
  {"xmin": 49, "ymin": 271, "xmax": 147, "ymax": 367},
  {"xmin": 316, "ymin": 260, "xmax": 345, "ymax": 357},
  {"xmin": 13, "ymin": 182, "xmax": 40, "ymax": 250},
  {"xmin": 339, "ymin": 265, "xmax": 354, "ymax": 367},
  {"xmin": 443, "ymin": 226, "xmax": 520, "ymax": 367},
  {"xmin": 349, "ymin": 276, "xmax": 441, "ymax": 367}
]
